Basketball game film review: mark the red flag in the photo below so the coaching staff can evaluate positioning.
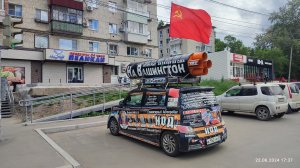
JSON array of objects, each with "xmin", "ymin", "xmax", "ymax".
[{"xmin": 170, "ymin": 3, "xmax": 212, "ymax": 44}]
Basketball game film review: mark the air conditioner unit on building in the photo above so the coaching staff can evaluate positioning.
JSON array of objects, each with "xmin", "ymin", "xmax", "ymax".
[
  {"xmin": 83, "ymin": 21, "xmax": 89, "ymax": 28},
  {"xmin": 87, "ymin": 5, "xmax": 93, "ymax": 11}
]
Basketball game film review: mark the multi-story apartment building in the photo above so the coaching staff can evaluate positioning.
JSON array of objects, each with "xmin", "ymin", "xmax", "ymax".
[
  {"xmin": 0, "ymin": 0, "xmax": 158, "ymax": 85},
  {"xmin": 157, "ymin": 24, "xmax": 215, "ymax": 58}
]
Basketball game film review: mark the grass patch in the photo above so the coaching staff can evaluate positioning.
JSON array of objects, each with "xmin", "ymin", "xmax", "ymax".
[{"xmin": 199, "ymin": 79, "xmax": 238, "ymax": 96}]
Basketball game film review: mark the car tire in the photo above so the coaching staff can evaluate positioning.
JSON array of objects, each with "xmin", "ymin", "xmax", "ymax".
[
  {"xmin": 227, "ymin": 111, "xmax": 234, "ymax": 114},
  {"xmin": 287, "ymin": 105, "xmax": 293, "ymax": 113},
  {"xmin": 109, "ymin": 118, "xmax": 119, "ymax": 136},
  {"xmin": 161, "ymin": 132, "xmax": 180, "ymax": 157},
  {"xmin": 274, "ymin": 112, "xmax": 285, "ymax": 118},
  {"xmin": 255, "ymin": 106, "xmax": 271, "ymax": 121}
]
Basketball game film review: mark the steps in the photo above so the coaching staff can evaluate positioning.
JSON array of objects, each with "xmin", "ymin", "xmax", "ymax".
[{"xmin": 1, "ymin": 99, "xmax": 12, "ymax": 118}]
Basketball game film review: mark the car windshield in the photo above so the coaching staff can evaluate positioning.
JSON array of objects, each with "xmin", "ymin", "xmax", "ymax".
[{"xmin": 261, "ymin": 86, "xmax": 283, "ymax": 95}]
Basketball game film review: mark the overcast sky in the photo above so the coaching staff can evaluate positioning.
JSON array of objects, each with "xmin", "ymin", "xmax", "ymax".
[{"xmin": 157, "ymin": 0, "xmax": 289, "ymax": 47}]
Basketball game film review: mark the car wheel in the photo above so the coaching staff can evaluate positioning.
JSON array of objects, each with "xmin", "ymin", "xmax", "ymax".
[
  {"xmin": 161, "ymin": 132, "xmax": 180, "ymax": 157},
  {"xmin": 255, "ymin": 106, "xmax": 271, "ymax": 121},
  {"xmin": 274, "ymin": 113, "xmax": 285, "ymax": 118},
  {"xmin": 109, "ymin": 118, "xmax": 119, "ymax": 136},
  {"xmin": 227, "ymin": 111, "xmax": 234, "ymax": 114},
  {"xmin": 287, "ymin": 105, "xmax": 293, "ymax": 113}
]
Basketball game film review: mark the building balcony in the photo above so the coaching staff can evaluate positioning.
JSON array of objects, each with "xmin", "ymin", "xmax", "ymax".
[
  {"xmin": 48, "ymin": 0, "xmax": 83, "ymax": 10},
  {"xmin": 124, "ymin": 32, "xmax": 148, "ymax": 44},
  {"xmin": 169, "ymin": 38, "xmax": 182, "ymax": 45},
  {"xmin": 124, "ymin": 8, "xmax": 149, "ymax": 24},
  {"xmin": 51, "ymin": 20, "xmax": 83, "ymax": 35}
]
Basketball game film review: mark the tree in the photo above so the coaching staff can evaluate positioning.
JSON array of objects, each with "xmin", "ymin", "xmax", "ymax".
[
  {"xmin": 158, "ymin": 20, "xmax": 165, "ymax": 29},
  {"xmin": 254, "ymin": 0, "xmax": 300, "ymax": 80},
  {"xmin": 215, "ymin": 38, "xmax": 226, "ymax": 51}
]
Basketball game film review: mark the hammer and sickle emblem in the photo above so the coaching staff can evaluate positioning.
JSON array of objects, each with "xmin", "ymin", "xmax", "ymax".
[{"xmin": 173, "ymin": 10, "xmax": 183, "ymax": 19}]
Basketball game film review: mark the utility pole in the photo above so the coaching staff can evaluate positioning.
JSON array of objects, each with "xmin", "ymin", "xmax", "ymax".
[{"xmin": 288, "ymin": 45, "xmax": 293, "ymax": 82}]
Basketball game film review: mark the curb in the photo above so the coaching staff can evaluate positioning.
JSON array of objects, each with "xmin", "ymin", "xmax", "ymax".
[{"xmin": 35, "ymin": 121, "xmax": 107, "ymax": 168}]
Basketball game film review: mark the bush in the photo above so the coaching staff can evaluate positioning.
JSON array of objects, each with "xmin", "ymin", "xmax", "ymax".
[{"xmin": 198, "ymin": 79, "xmax": 238, "ymax": 96}]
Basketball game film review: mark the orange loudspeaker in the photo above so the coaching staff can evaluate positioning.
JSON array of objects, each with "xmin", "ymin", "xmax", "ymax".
[{"xmin": 188, "ymin": 52, "xmax": 212, "ymax": 76}]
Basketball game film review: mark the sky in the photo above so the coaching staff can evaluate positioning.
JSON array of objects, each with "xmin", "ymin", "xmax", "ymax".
[{"xmin": 157, "ymin": 0, "xmax": 289, "ymax": 47}]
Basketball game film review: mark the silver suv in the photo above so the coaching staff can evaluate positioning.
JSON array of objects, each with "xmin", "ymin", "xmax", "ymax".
[{"xmin": 218, "ymin": 83, "xmax": 288, "ymax": 121}]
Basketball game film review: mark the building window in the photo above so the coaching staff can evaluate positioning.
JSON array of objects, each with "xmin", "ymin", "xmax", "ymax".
[
  {"xmin": 108, "ymin": 1, "xmax": 117, "ymax": 13},
  {"xmin": 167, "ymin": 48, "xmax": 169, "ymax": 54},
  {"xmin": 127, "ymin": 47, "xmax": 139, "ymax": 56},
  {"xmin": 159, "ymin": 41, "xmax": 163, "ymax": 48},
  {"xmin": 160, "ymin": 50, "xmax": 163, "ymax": 54},
  {"xmin": 67, "ymin": 66, "xmax": 83, "ymax": 83},
  {"xmin": 109, "ymin": 44, "xmax": 118, "ymax": 55},
  {"xmin": 89, "ymin": 41, "xmax": 99, "ymax": 52},
  {"xmin": 35, "ymin": 9, "xmax": 48, "ymax": 22},
  {"xmin": 159, "ymin": 31, "xmax": 163, "ymax": 38},
  {"xmin": 8, "ymin": 4, "xmax": 22, "ymax": 17},
  {"xmin": 59, "ymin": 39, "xmax": 77, "ymax": 50},
  {"xmin": 109, "ymin": 23, "xmax": 117, "ymax": 34},
  {"xmin": 171, "ymin": 44, "xmax": 182, "ymax": 55},
  {"xmin": 35, "ymin": 35, "xmax": 48, "ymax": 48},
  {"xmin": 166, "ymin": 38, "xmax": 170, "ymax": 44},
  {"xmin": 89, "ymin": 19, "xmax": 99, "ymax": 31},
  {"xmin": 111, "ymin": 66, "xmax": 119, "ymax": 75},
  {"xmin": 144, "ymin": 48, "xmax": 152, "ymax": 58},
  {"xmin": 167, "ymin": 29, "xmax": 169, "ymax": 34},
  {"xmin": 127, "ymin": 0, "xmax": 148, "ymax": 16},
  {"xmin": 52, "ymin": 6, "xmax": 83, "ymax": 24},
  {"xmin": 126, "ymin": 21, "xmax": 147, "ymax": 35},
  {"xmin": 196, "ymin": 46, "xmax": 201, "ymax": 52},
  {"xmin": 147, "ymin": 31, "xmax": 151, "ymax": 40}
]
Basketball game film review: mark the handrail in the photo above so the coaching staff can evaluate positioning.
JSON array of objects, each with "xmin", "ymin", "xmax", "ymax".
[{"xmin": 20, "ymin": 84, "xmax": 130, "ymax": 106}]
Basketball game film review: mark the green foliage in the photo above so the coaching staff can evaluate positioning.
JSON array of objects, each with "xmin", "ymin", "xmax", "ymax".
[
  {"xmin": 254, "ymin": 0, "xmax": 300, "ymax": 80},
  {"xmin": 215, "ymin": 38, "xmax": 227, "ymax": 51},
  {"xmin": 158, "ymin": 20, "xmax": 165, "ymax": 29},
  {"xmin": 224, "ymin": 35, "xmax": 252, "ymax": 55},
  {"xmin": 198, "ymin": 80, "xmax": 238, "ymax": 96}
]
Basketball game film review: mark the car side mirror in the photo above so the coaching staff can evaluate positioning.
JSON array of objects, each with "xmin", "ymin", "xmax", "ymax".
[{"xmin": 119, "ymin": 100, "xmax": 124, "ymax": 107}]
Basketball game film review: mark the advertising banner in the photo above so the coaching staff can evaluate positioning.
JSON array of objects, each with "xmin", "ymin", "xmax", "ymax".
[
  {"xmin": 45, "ymin": 49, "xmax": 108, "ymax": 64},
  {"xmin": 1, "ymin": 66, "xmax": 25, "ymax": 85}
]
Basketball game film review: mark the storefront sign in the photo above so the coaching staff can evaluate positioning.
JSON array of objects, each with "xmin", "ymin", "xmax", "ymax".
[
  {"xmin": 231, "ymin": 53, "xmax": 247, "ymax": 63},
  {"xmin": 45, "ymin": 49, "xmax": 108, "ymax": 64},
  {"xmin": 246, "ymin": 58, "xmax": 273, "ymax": 67}
]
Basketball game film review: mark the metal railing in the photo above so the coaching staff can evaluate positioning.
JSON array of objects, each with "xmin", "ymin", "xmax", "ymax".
[{"xmin": 19, "ymin": 84, "xmax": 131, "ymax": 123}]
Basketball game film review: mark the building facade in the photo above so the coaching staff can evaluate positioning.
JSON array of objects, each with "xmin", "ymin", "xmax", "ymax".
[
  {"xmin": 157, "ymin": 24, "xmax": 215, "ymax": 58},
  {"xmin": 0, "ymin": 0, "xmax": 158, "ymax": 85},
  {"xmin": 203, "ymin": 51, "xmax": 274, "ymax": 82}
]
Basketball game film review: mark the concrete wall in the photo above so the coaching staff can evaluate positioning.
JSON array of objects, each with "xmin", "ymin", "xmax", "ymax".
[
  {"xmin": 42, "ymin": 62, "xmax": 67, "ymax": 84},
  {"xmin": 202, "ymin": 51, "xmax": 230, "ymax": 80},
  {"xmin": 1, "ymin": 59, "xmax": 32, "ymax": 84},
  {"xmin": 83, "ymin": 64, "xmax": 103, "ymax": 84}
]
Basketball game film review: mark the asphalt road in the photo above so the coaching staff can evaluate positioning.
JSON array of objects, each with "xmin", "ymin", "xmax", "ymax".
[{"xmin": 49, "ymin": 112, "xmax": 300, "ymax": 168}]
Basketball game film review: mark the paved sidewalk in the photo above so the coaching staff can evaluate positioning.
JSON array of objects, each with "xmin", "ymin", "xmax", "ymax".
[{"xmin": 0, "ymin": 116, "xmax": 107, "ymax": 168}]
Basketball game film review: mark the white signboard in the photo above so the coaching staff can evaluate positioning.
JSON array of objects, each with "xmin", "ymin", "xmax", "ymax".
[{"xmin": 45, "ymin": 49, "xmax": 108, "ymax": 64}]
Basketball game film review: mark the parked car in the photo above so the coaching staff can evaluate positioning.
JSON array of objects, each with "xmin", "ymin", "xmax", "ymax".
[
  {"xmin": 107, "ymin": 86, "xmax": 227, "ymax": 156},
  {"xmin": 217, "ymin": 83, "xmax": 288, "ymax": 120},
  {"xmin": 278, "ymin": 83, "xmax": 300, "ymax": 113}
]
